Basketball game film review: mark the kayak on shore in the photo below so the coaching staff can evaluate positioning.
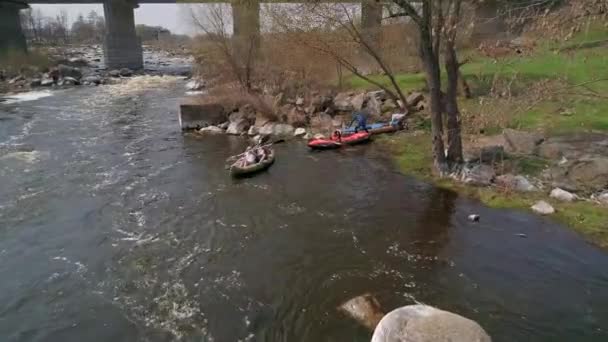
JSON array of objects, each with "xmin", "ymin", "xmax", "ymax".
[
  {"xmin": 308, "ymin": 131, "xmax": 371, "ymax": 150},
  {"xmin": 341, "ymin": 122, "xmax": 398, "ymax": 135}
]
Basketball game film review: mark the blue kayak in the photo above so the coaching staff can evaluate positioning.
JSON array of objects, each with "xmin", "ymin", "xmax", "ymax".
[{"xmin": 342, "ymin": 122, "xmax": 397, "ymax": 135}]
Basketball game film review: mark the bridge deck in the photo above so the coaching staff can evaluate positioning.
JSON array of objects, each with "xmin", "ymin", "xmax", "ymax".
[{"xmin": 26, "ymin": 0, "xmax": 357, "ymax": 4}]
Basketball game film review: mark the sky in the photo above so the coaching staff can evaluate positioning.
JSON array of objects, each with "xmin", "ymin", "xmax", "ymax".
[{"xmin": 32, "ymin": 4, "xmax": 197, "ymax": 35}]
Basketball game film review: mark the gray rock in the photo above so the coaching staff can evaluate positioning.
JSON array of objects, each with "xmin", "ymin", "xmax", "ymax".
[
  {"xmin": 595, "ymin": 191, "xmax": 608, "ymax": 205},
  {"xmin": 109, "ymin": 69, "xmax": 121, "ymax": 78},
  {"xmin": 218, "ymin": 121, "xmax": 230, "ymax": 130},
  {"xmin": 366, "ymin": 95, "xmax": 382, "ymax": 118},
  {"xmin": 544, "ymin": 157, "xmax": 608, "ymax": 192},
  {"xmin": 30, "ymin": 78, "xmax": 41, "ymax": 87},
  {"xmin": 186, "ymin": 79, "xmax": 205, "ymax": 91},
  {"xmin": 351, "ymin": 93, "xmax": 367, "ymax": 111},
  {"xmin": 372, "ymin": 305, "xmax": 491, "ymax": 342},
  {"xmin": 502, "ymin": 129, "xmax": 544, "ymax": 155},
  {"xmin": 119, "ymin": 68, "xmax": 133, "ymax": 77},
  {"xmin": 531, "ymin": 200, "xmax": 555, "ymax": 215},
  {"xmin": 62, "ymin": 76, "xmax": 79, "ymax": 86},
  {"xmin": 287, "ymin": 107, "xmax": 307, "ymax": 127},
  {"xmin": 248, "ymin": 125, "xmax": 259, "ymax": 136},
  {"xmin": 334, "ymin": 92, "xmax": 355, "ymax": 112},
  {"xmin": 460, "ymin": 164, "xmax": 496, "ymax": 186},
  {"xmin": 463, "ymin": 145, "xmax": 505, "ymax": 164},
  {"xmin": 226, "ymin": 119, "xmax": 250, "ymax": 135},
  {"xmin": 406, "ymin": 92, "xmax": 425, "ymax": 107},
  {"xmin": 415, "ymin": 100, "xmax": 427, "ymax": 111},
  {"xmin": 197, "ymin": 126, "xmax": 224, "ymax": 134},
  {"xmin": 258, "ymin": 123, "xmax": 294, "ymax": 137},
  {"xmin": 468, "ymin": 214, "xmax": 480, "ymax": 222},
  {"xmin": 339, "ymin": 294, "xmax": 385, "ymax": 331},
  {"xmin": 310, "ymin": 94, "xmax": 333, "ymax": 113},
  {"xmin": 294, "ymin": 127, "xmax": 306, "ymax": 137},
  {"xmin": 82, "ymin": 75, "xmax": 101, "ymax": 85},
  {"xmin": 381, "ymin": 99, "xmax": 398, "ymax": 113},
  {"xmin": 40, "ymin": 78, "xmax": 54, "ymax": 87},
  {"xmin": 368, "ymin": 90, "xmax": 387, "ymax": 101},
  {"xmin": 550, "ymin": 187, "xmax": 577, "ymax": 202},
  {"xmin": 495, "ymin": 174, "xmax": 537, "ymax": 192},
  {"xmin": 57, "ymin": 64, "xmax": 82, "ymax": 80},
  {"xmin": 310, "ymin": 112, "xmax": 334, "ymax": 134},
  {"xmin": 9, "ymin": 75, "xmax": 25, "ymax": 84}
]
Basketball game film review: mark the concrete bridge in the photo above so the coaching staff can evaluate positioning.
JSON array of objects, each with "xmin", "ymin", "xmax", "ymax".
[{"xmin": 0, "ymin": 0, "xmax": 384, "ymax": 70}]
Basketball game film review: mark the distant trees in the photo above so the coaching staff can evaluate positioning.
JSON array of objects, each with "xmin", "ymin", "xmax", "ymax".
[
  {"xmin": 70, "ymin": 11, "xmax": 105, "ymax": 43},
  {"xmin": 20, "ymin": 9, "xmax": 105, "ymax": 45}
]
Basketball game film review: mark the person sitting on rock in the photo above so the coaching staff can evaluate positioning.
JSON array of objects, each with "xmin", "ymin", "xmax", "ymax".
[{"xmin": 350, "ymin": 100, "xmax": 370, "ymax": 133}]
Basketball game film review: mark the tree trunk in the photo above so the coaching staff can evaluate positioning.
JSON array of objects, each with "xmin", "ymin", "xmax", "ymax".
[
  {"xmin": 420, "ymin": 37, "xmax": 447, "ymax": 174},
  {"xmin": 444, "ymin": 41, "xmax": 463, "ymax": 166}
]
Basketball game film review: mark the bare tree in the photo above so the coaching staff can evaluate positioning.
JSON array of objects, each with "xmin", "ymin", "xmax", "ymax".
[
  {"xmin": 189, "ymin": 4, "xmax": 258, "ymax": 92},
  {"xmin": 268, "ymin": 3, "xmax": 411, "ymax": 112},
  {"xmin": 391, "ymin": 0, "xmax": 464, "ymax": 173}
]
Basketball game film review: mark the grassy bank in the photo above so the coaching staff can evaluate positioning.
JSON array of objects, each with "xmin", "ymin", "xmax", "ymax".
[
  {"xmin": 382, "ymin": 132, "xmax": 608, "ymax": 248},
  {"xmin": 348, "ymin": 27, "xmax": 608, "ymax": 135}
]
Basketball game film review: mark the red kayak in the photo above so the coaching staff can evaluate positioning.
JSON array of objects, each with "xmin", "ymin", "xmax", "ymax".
[{"xmin": 308, "ymin": 131, "xmax": 371, "ymax": 150}]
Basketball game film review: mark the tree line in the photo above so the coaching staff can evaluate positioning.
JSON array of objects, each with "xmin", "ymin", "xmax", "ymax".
[{"xmin": 20, "ymin": 9, "xmax": 184, "ymax": 46}]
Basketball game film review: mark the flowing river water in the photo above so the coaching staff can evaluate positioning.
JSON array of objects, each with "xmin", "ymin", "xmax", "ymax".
[{"xmin": 1, "ymin": 76, "xmax": 608, "ymax": 342}]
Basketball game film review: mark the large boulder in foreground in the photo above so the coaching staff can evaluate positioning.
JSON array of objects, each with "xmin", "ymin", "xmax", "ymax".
[{"xmin": 372, "ymin": 305, "xmax": 491, "ymax": 342}]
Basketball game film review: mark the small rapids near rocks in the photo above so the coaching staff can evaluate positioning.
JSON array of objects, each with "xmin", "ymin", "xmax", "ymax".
[{"xmin": 1, "ymin": 77, "xmax": 608, "ymax": 342}]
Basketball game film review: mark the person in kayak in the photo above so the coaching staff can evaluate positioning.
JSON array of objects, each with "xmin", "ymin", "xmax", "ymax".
[
  {"xmin": 239, "ymin": 147, "xmax": 258, "ymax": 167},
  {"xmin": 350, "ymin": 100, "xmax": 370, "ymax": 133},
  {"xmin": 331, "ymin": 130, "xmax": 342, "ymax": 142}
]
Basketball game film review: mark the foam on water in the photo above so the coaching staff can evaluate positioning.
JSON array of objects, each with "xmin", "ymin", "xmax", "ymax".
[
  {"xmin": 1, "ymin": 90, "xmax": 53, "ymax": 104},
  {"xmin": 0, "ymin": 150, "xmax": 46, "ymax": 163}
]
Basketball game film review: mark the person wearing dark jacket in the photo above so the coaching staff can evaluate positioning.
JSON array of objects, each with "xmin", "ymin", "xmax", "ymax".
[{"xmin": 350, "ymin": 99, "xmax": 370, "ymax": 133}]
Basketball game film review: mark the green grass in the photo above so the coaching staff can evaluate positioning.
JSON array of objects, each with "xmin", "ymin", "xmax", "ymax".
[
  {"xmin": 512, "ymin": 98, "xmax": 608, "ymax": 133},
  {"xmin": 381, "ymin": 132, "xmax": 433, "ymax": 177},
  {"xmin": 347, "ymin": 73, "xmax": 426, "ymax": 92}
]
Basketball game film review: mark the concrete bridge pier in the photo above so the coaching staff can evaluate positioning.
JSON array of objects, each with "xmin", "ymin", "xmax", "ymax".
[
  {"xmin": 231, "ymin": 0, "xmax": 261, "ymax": 55},
  {"xmin": 360, "ymin": 0, "xmax": 383, "ymax": 70},
  {"xmin": 361, "ymin": 0, "xmax": 382, "ymax": 38},
  {"xmin": 103, "ymin": 0, "xmax": 143, "ymax": 70},
  {"xmin": 0, "ymin": 1, "xmax": 28, "ymax": 55},
  {"xmin": 471, "ymin": 0, "xmax": 508, "ymax": 43}
]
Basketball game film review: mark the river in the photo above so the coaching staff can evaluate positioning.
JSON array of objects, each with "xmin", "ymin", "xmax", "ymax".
[{"xmin": 1, "ymin": 76, "xmax": 608, "ymax": 342}]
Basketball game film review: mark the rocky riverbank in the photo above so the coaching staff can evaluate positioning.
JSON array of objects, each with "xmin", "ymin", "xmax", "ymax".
[
  {"xmin": 386, "ymin": 128, "xmax": 608, "ymax": 247},
  {"xmin": 0, "ymin": 44, "xmax": 192, "ymax": 98},
  {"xmin": 182, "ymin": 89, "xmax": 420, "ymax": 142}
]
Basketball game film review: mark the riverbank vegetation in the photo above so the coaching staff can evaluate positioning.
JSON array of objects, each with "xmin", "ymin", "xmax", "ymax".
[{"xmin": 372, "ymin": 1, "xmax": 608, "ymax": 246}]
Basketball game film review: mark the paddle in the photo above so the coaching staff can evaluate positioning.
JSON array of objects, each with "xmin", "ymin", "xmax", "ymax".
[{"xmin": 225, "ymin": 139, "xmax": 285, "ymax": 165}]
